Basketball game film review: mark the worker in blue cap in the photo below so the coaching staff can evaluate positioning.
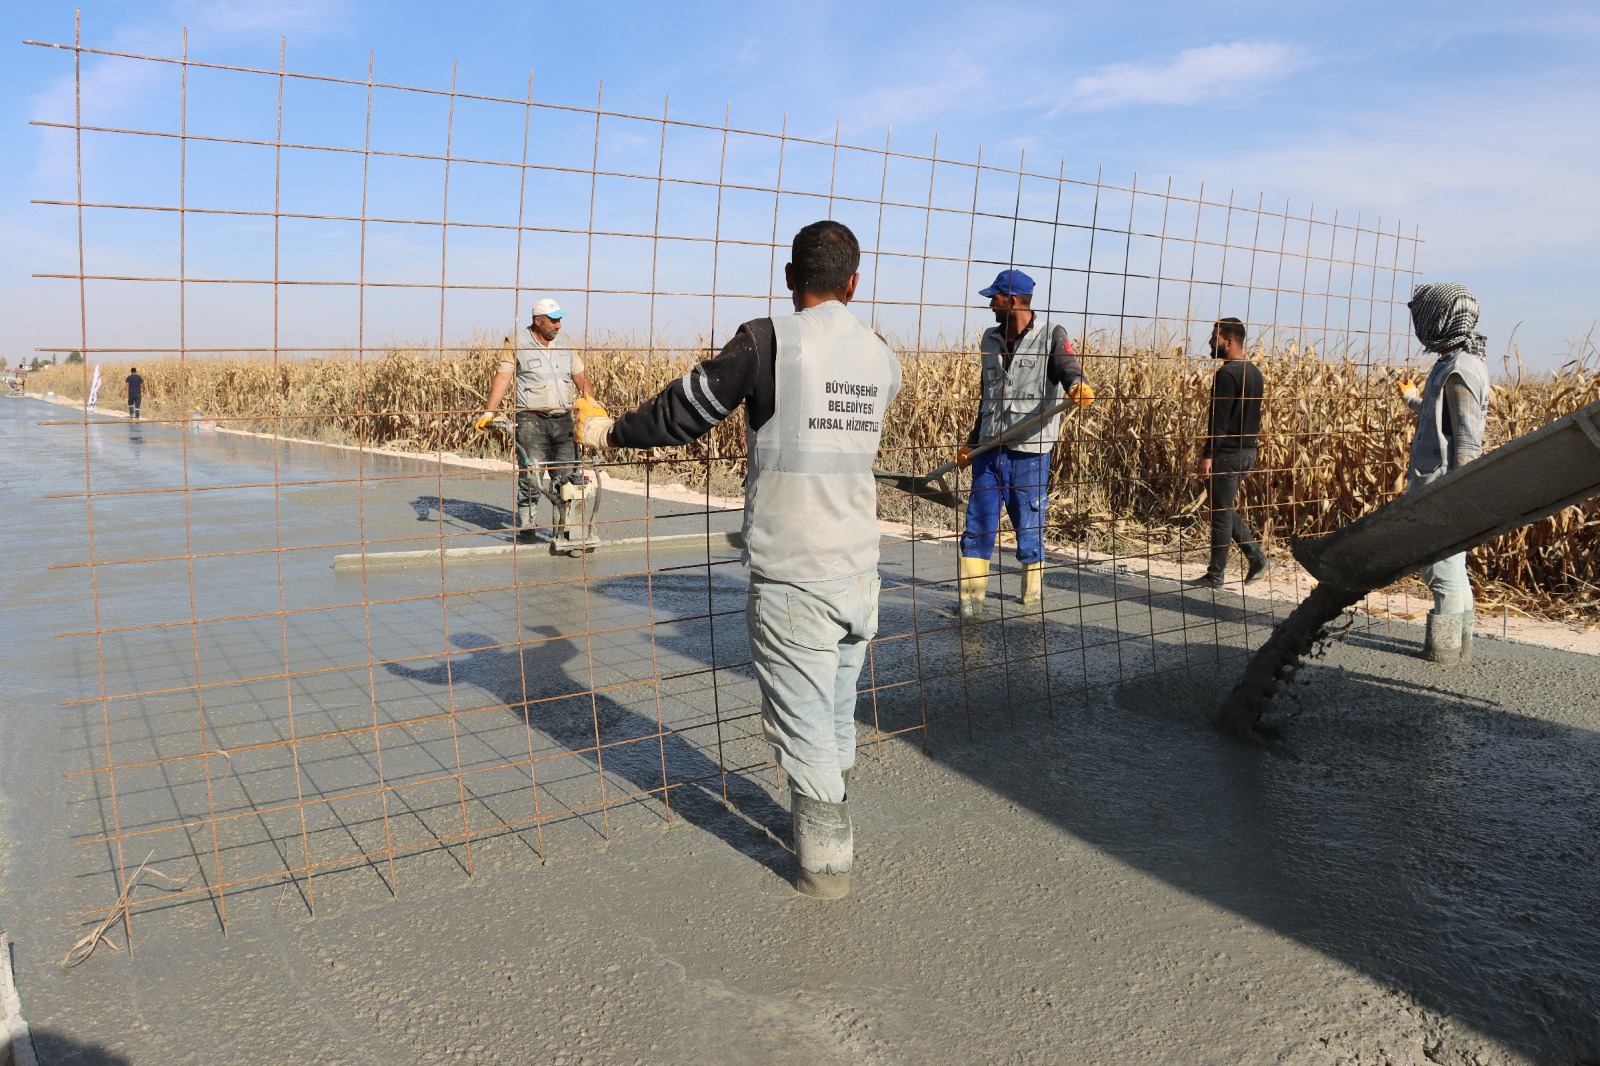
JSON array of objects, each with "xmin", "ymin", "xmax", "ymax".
[{"xmin": 954, "ymin": 268, "xmax": 1094, "ymax": 619}]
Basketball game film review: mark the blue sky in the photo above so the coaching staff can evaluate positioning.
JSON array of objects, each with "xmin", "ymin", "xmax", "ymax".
[{"xmin": 3, "ymin": 0, "xmax": 1596, "ymax": 371}]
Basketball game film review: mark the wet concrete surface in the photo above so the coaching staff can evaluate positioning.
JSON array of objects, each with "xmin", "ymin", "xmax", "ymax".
[{"xmin": 3, "ymin": 396, "xmax": 1598, "ymax": 1064}]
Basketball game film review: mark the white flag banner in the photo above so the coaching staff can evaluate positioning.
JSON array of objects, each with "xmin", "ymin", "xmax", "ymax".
[{"xmin": 87, "ymin": 364, "xmax": 102, "ymax": 412}]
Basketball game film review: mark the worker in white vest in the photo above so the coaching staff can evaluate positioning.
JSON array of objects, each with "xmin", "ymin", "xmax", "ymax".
[
  {"xmin": 574, "ymin": 221, "xmax": 901, "ymax": 900},
  {"xmin": 476, "ymin": 298, "xmax": 597, "ymax": 540},
  {"xmin": 954, "ymin": 269, "xmax": 1094, "ymax": 620}
]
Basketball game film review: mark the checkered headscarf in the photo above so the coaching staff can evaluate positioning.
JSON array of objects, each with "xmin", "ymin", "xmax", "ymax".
[{"xmin": 1408, "ymin": 282, "xmax": 1486, "ymax": 358}]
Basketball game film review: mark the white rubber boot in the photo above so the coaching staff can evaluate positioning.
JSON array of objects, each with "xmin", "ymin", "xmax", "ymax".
[
  {"xmin": 1423, "ymin": 610, "xmax": 1474, "ymax": 665},
  {"xmin": 1459, "ymin": 611, "xmax": 1475, "ymax": 663}
]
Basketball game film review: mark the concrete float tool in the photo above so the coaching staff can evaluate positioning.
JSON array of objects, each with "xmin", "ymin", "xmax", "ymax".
[
  {"xmin": 873, "ymin": 400, "xmax": 1079, "ymax": 511},
  {"xmin": 1217, "ymin": 398, "xmax": 1600, "ymax": 740},
  {"xmin": 334, "ymin": 417, "xmax": 747, "ymax": 571}
]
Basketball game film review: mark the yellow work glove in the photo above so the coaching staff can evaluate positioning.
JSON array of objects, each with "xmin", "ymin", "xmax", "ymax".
[
  {"xmin": 473, "ymin": 411, "xmax": 496, "ymax": 433},
  {"xmin": 574, "ymin": 396, "xmax": 614, "ymax": 451},
  {"xmin": 1396, "ymin": 378, "xmax": 1421, "ymax": 404},
  {"xmin": 955, "ymin": 445, "xmax": 973, "ymax": 469},
  {"xmin": 1068, "ymin": 381, "xmax": 1095, "ymax": 407}
]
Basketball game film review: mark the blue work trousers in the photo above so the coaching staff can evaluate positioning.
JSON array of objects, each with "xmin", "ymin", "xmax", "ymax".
[{"xmin": 959, "ymin": 447, "xmax": 1050, "ymax": 564}]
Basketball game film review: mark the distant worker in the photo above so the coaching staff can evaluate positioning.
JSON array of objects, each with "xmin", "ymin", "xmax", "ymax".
[
  {"xmin": 1192, "ymin": 317, "xmax": 1270, "ymax": 589},
  {"xmin": 475, "ymin": 298, "xmax": 597, "ymax": 541},
  {"xmin": 573, "ymin": 220, "xmax": 900, "ymax": 900},
  {"xmin": 953, "ymin": 269, "xmax": 1093, "ymax": 620},
  {"xmin": 1398, "ymin": 282, "xmax": 1489, "ymax": 664},
  {"xmin": 125, "ymin": 366, "xmax": 144, "ymax": 420}
]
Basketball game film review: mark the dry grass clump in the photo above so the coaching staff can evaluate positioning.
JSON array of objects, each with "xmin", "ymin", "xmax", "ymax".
[
  {"xmin": 31, "ymin": 338, "xmax": 1599, "ymax": 622},
  {"xmin": 1472, "ymin": 356, "xmax": 1600, "ymax": 616},
  {"xmin": 37, "ymin": 343, "xmax": 505, "ymax": 451}
]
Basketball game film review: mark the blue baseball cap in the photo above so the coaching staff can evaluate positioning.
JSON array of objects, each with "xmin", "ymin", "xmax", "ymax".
[{"xmin": 978, "ymin": 269, "xmax": 1035, "ymax": 297}]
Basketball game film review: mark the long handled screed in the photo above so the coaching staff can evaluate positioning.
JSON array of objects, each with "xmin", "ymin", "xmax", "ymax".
[{"xmin": 873, "ymin": 399, "xmax": 1078, "ymax": 510}]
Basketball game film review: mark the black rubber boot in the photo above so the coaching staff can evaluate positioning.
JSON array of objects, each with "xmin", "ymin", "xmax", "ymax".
[{"xmin": 791, "ymin": 792, "xmax": 852, "ymax": 900}]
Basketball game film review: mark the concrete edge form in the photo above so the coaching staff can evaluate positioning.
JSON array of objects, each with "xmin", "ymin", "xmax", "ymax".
[
  {"xmin": 1, "ymin": 934, "xmax": 39, "ymax": 1066},
  {"xmin": 332, "ymin": 530, "xmax": 745, "ymax": 570}
]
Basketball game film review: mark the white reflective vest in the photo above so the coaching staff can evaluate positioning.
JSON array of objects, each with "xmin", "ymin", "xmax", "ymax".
[
  {"xmin": 513, "ymin": 333, "xmax": 578, "ymax": 411},
  {"xmin": 744, "ymin": 301, "xmax": 901, "ymax": 582},
  {"xmin": 976, "ymin": 319, "xmax": 1065, "ymax": 454}
]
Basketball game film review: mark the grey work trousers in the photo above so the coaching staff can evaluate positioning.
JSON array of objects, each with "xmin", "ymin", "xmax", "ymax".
[
  {"xmin": 746, "ymin": 571, "xmax": 880, "ymax": 804},
  {"xmin": 515, "ymin": 411, "xmax": 577, "ymax": 514},
  {"xmin": 1206, "ymin": 448, "xmax": 1265, "ymax": 579}
]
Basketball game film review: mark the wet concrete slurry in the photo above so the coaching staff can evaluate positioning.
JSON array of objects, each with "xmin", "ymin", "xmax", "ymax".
[{"xmin": 3, "ymin": 397, "xmax": 1598, "ymax": 1064}]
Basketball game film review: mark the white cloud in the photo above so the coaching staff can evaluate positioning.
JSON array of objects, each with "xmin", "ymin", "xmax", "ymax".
[
  {"xmin": 172, "ymin": 0, "xmax": 351, "ymax": 37},
  {"xmin": 1053, "ymin": 42, "xmax": 1306, "ymax": 113},
  {"xmin": 26, "ymin": 0, "xmax": 355, "ymax": 183},
  {"xmin": 1173, "ymin": 85, "xmax": 1600, "ymax": 365},
  {"xmin": 844, "ymin": 54, "xmax": 994, "ymax": 135},
  {"xmin": 29, "ymin": 50, "xmax": 169, "ymax": 127},
  {"xmin": 0, "ymin": 213, "xmax": 80, "ymax": 274},
  {"xmin": 733, "ymin": 38, "xmax": 760, "ymax": 69},
  {"xmin": 27, "ymin": 57, "xmax": 173, "ymax": 185},
  {"xmin": 1203, "ymin": 91, "xmax": 1600, "ymax": 269}
]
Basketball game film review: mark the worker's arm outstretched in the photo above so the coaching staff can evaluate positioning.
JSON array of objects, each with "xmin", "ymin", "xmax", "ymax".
[{"xmin": 578, "ymin": 321, "xmax": 774, "ymax": 451}]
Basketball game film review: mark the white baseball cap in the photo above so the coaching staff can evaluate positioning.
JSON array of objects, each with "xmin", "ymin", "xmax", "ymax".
[{"xmin": 531, "ymin": 297, "xmax": 565, "ymax": 321}]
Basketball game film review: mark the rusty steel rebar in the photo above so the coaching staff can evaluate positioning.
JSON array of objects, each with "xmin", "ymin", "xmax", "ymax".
[{"xmin": 23, "ymin": 26, "xmax": 1424, "ymax": 938}]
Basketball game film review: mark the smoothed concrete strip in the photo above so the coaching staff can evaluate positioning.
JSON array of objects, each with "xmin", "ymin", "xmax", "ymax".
[
  {"xmin": 333, "ymin": 530, "xmax": 744, "ymax": 570},
  {"xmin": 1, "ymin": 934, "xmax": 38, "ymax": 1066}
]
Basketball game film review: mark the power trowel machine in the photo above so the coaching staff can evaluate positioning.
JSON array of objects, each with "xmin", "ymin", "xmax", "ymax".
[
  {"xmin": 548, "ymin": 468, "xmax": 602, "ymax": 555},
  {"xmin": 482, "ymin": 417, "xmax": 603, "ymax": 556}
]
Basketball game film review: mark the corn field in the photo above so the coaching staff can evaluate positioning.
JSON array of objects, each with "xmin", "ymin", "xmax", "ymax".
[{"xmin": 33, "ymin": 339, "xmax": 1600, "ymax": 622}]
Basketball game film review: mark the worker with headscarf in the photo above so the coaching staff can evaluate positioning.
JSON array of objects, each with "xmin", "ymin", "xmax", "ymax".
[{"xmin": 1398, "ymin": 282, "xmax": 1491, "ymax": 664}]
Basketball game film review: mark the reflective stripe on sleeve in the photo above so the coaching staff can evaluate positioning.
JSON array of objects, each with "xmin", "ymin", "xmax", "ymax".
[
  {"xmin": 691, "ymin": 366, "xmax": 730, "ymax": 419},
  {"xmin": 678, "ymin": 371, "xmax": 717, "ymax": 426}
]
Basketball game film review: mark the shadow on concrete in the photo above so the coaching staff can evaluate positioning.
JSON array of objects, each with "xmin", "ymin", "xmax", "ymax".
[
  {"xmin": 384, "ymin": 623, "xmax": 791, "ymax": 882},
  {"xmin": 917, "ymin": 636, "xmax": 1600, "ymax": 1063},
  {"xmin": 25, "ymin": 1028, "xmax": 134, "ymax": 1064},
  {"xmin": 409, "ymin": 495, "xmax": 512, "ymax": 533},
  {"xmin": 1042, "ymin": 562, "xmax": 1283, "ymax": 628}
]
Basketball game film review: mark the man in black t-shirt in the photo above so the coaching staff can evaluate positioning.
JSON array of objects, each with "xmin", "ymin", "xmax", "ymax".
[
  {"xmin": 1193, "ymin": 318, "xmax": 1268, "ymax": 589},
  {"xmin": 125, "ymin": 367, "xmax": 144, "ymax": 419}
]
